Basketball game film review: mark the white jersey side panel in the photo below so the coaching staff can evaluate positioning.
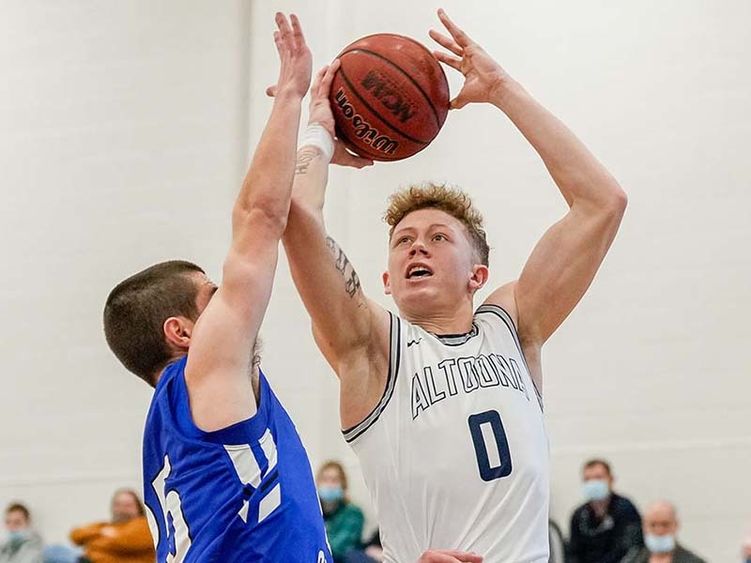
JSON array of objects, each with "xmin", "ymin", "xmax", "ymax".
[{"xmin": 344, "ymin": 305, "xmax": 549, "ymax": 563}]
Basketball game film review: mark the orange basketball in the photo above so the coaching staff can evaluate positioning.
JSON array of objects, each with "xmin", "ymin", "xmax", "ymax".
[{"xmin": 330, "ymin": 33, "xmax": 450, "ymax": 161}]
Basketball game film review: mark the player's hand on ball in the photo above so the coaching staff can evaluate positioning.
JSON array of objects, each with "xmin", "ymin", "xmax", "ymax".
[
  {"xmin": 418, "ymin": 549, "xmax": 483, "ymax": 563},
  {"xmin": 267, "ymin": 13, "xmax": 312, "ymax": 99},
  {"xmin": 429, "ymin": 8, "xmax": 510, "ymax": 109},
  {"xmin": 309, "ymin": 61, "xmax": 373, "ymax": 169}
]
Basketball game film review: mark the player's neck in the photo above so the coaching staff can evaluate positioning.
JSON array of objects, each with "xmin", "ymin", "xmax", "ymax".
[{"xmin": 402, "ymin": 302, "xmax": 475, "ymax": 335}]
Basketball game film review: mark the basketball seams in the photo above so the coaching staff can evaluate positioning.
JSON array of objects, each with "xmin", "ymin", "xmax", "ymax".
[
  {"xmin": 339, "ymin": 47, "xmax": 445, "ymax": 129},
  {"xmin": 336, "ymin": 66, "xmax": 429, "ymax": 147}
]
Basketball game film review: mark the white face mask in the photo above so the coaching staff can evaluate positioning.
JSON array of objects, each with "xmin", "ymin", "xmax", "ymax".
[
  {"xmin": 645, "ymin": 533, "xmax": 676, "ymax": 553},
  {"xmin": 582, "ymin": 479, "xmax": 609, "ymax": 502}
]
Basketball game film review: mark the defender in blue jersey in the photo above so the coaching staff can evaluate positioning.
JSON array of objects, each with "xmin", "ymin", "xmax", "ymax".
[{"xmin": 102, "ymin": 14, "xmax": 332, "ymax": 562}]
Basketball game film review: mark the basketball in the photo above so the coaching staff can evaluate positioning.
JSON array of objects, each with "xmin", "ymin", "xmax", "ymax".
[{"xmin": 330, "ymin": 33, "xmax": 450, "ymax": 161}]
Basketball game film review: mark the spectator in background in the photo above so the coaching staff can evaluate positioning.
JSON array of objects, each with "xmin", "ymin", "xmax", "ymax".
[
  {"xmin": 621, "ymin": 500, "xmax": 705, "ymax": 563},
  {"xmin": 0, "ymin": 503, "xmax": 43, "ymax": 563},
  {"xmin": 566, "ymin": 459, "xmax": 642, "ymax": 563},
  {"xmin": 317, "ymin": 461, "xmax": 365, "ymax": 563},
  {"xmin": 69, "ymin": 489, "xmax": 153, "ymax": 563}
]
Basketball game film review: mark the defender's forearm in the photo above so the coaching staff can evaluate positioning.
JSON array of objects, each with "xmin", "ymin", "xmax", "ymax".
[
  {"xmin": 234, "ymin": 91, "xmax": 303, "ymax": 225},
  {"xmin": 492, "ymin": 80, "xmax": 625, "ymax": 209}
]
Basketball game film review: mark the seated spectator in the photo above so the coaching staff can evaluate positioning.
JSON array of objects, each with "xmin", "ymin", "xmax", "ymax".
[
  {"xmin": 317, "ymin": 461, "xmax": 365, "ymax": 563},
  {"xmin": 566, "ymin": 458, "xmax": 643, "ymax": 563},
  {"xmin": 69, "ymin": 489, "xmax": 153, "ymax": 563},
  {"xmin": 621, "ymin": 500, "xmax": 705, "ymax": 563},
  {"xmin": 0, "ymin": 503, "xmax": 43, "ymax": 563}
]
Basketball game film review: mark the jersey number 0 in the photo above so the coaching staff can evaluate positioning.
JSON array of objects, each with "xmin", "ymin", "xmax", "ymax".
[{"xmin": 468, "ymin": 410, "xmax": 513, "ymax": 481}]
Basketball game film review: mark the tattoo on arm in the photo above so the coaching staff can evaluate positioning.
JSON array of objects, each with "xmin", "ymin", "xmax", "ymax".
[
  {"xmin": 325, "ymin": 236, "xmax": 362, "ymax": 298},
  {"xmin": 295, "ymin": 147, "xmax": 321, "ymax": 176}
]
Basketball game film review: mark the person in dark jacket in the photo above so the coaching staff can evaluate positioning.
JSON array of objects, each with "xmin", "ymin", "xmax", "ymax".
[
  {"xmin": 621, "ymin": 500, "xmax": 705, "ymax": 563},
  {"xmin": 566, "ymin": 459, "xmax": 642, "ymax": 563}
]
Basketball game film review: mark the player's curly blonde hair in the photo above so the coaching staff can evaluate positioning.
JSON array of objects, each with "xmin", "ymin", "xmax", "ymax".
[{"xmin": 384, "ymin": 183, "xmax": 490, "ymax": 265}]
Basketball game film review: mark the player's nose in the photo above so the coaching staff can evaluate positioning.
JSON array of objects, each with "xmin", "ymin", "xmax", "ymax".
[{"xmin": 409, "ymin": 241, "xmax": 429, "ymax": 256}]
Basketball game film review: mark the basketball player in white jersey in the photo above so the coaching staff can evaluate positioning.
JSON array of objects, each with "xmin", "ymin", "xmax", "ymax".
[{"xmin": 283, "ymin": 9, "xmax": 627, "ymax": 562}]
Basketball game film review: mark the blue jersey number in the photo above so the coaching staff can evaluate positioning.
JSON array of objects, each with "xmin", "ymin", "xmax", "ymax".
[
  {"xmin": 468, "ymin": 410, "xmax": 513, "ymax": 481},
  {"xmin": 151, "ymin": 455, "xmax": 193, "ymax": 562}
]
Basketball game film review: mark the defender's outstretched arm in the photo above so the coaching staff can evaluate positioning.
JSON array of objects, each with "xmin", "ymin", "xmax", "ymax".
[{"xmin": 185, "ymin": 13, "xmax": 311, "ymax": 431}]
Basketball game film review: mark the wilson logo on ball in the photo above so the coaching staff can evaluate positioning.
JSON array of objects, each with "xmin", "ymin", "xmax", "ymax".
[
  {"xmin": 334, "ymin": 88, "xmax": 399, "ymax": 155},
  {"xmin": 330, "ymin": 33, "xmax": 449, "ymax": 161}
]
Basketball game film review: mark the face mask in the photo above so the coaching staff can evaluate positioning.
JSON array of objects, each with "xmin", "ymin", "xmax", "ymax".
[
  {"xmin": 318, "ymin": 485, "xmax": 344, "ymax": 503},
  {"xmin": 7, "ymin": 530, "xmax": 29, "ymax": 546},
  {"xmin": 582, "ymin": 479, "xmax": 609, "ymax": 502},
  {"xmin": 645, "ymin": 533, "xmax": 676, "ymax": 553}
]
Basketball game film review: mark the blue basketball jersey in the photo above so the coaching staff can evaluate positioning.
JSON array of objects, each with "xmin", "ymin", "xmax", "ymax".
[{"xmin": 142, "ymin": 356, "xmax": 332, "ymax": 562}]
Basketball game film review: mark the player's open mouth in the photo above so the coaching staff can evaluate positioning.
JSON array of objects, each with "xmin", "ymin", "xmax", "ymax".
[{"xmin": 406, "ymin": 264, "xmax": 434, "ymax": 279}]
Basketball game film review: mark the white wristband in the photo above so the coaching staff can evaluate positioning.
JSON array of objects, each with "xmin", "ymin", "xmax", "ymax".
[{"xmin": 299, "ymin": 123, "xmax": 335, "ymax": 162}]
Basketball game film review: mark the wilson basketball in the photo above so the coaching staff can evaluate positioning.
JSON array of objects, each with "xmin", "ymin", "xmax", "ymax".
[{"xmin": 330, "ymin": 33, "xmax": 450, "ymax": 161}]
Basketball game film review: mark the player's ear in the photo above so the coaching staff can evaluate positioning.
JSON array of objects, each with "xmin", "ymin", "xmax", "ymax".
[
  {"xmin": 163, "ymin": 316, "xmax": 193, "ymax": 350},
  {"xmin": 382, "ymin": 271, "xmax": 392, "ymax": 295},
  {"xmin": 468, "ymin": 264, "xmax": 489, "ymax": 293}
]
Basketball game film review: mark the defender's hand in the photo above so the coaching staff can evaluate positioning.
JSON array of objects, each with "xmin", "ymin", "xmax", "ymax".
[
  {"xmin": 418, "ymin": 550, "xmax": 483, "ymax": 563},
  {"xmin": 309, "ymin": 61, "xmax": 373, "ymax": 169},
  {"xmin": 268, "ymin": 13, "xmax": 312, "ymax": 99},
  {"xmin": 429, "ymin": 8, "xmax": 511, "ymax": 109}
]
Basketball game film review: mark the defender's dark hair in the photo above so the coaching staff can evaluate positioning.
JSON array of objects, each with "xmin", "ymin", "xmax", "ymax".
[{"xmin": 103, "ymin": 260, "xmax": 205, "ymax": 385}]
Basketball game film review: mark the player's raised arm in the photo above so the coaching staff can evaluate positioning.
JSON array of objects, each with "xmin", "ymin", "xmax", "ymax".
[
  {"xmin": 184, "ymin": 13, "xmax": 311, "ymax": 431},
  {"xmin": 431, "ymin": 9, "xmax": 627, "ymax": 353},
  {"xmin": 281, "ymin": 63, "xmax": 391, "ymax": 426}
]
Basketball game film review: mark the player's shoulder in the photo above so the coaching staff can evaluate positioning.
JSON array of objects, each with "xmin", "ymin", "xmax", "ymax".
[{"xmin": 480, "ymin": 281, "xmax": 519, "ymax": 327}]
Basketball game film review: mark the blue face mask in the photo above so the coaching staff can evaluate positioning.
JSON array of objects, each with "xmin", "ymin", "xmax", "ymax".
[
  {"xmin": 318, "ymin": 485, "xmax": 344, "ymax": 503},
  {"xmin": 645, "ymin": 533, "xmax": 675, "ymax": 553},
  {"xmin": 582, "ymin": 479, "xmax": 610, "ymax": 502},
  {"xmin": 7, "ymin": 530, "xmax": 29, "ymax": 546}
]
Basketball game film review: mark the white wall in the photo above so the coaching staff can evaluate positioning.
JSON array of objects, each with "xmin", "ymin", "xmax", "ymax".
[
  {"xmin": 1, "ymin": 1, "xmax": 749, "ymax": 561},
  {"xmin": 0, "ymin": 0, "xmax": 251, "ymax": 542}
]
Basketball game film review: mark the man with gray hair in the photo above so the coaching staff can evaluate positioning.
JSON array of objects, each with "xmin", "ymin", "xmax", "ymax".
[{"xmin": 621, "ymin": 501, "xmax": 705, "ymax": 563}]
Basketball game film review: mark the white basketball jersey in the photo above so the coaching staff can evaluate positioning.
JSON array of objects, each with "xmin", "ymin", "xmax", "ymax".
[{"xmin": 343, "ymin": 304, "xmax": 549, "ymax": 563}]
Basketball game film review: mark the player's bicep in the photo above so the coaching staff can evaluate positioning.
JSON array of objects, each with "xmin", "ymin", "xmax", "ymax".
[{"xmin": 512, "ymin": 204, "xmax": 624, "ymax": 344}]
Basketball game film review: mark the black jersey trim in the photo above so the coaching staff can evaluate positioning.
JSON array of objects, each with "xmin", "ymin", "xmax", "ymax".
[
  {"xmin": 432, "ymin": 322, "xmax": 480, "ymax": 346},
  {"xmin": 475, "ymin": 304, "xmax": 544, "ymax": 411},
  {"xmin": 342, "ymin": 312, "xmax": 401, "ymax": 443}
]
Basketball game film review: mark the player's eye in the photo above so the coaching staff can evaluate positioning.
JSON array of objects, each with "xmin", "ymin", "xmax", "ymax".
[{"xmin": 432, "ymin": 233, "xmax": 447, "ymax": 242}]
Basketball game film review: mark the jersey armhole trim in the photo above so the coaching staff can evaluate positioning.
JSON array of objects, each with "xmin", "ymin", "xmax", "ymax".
[
  {"xmin": 342, "ymin": 312, "xmax": 401, "ymax": 443},
  {"xmin": 475, "ymin": 303, "xmax": 544, "ymax": 410}
]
